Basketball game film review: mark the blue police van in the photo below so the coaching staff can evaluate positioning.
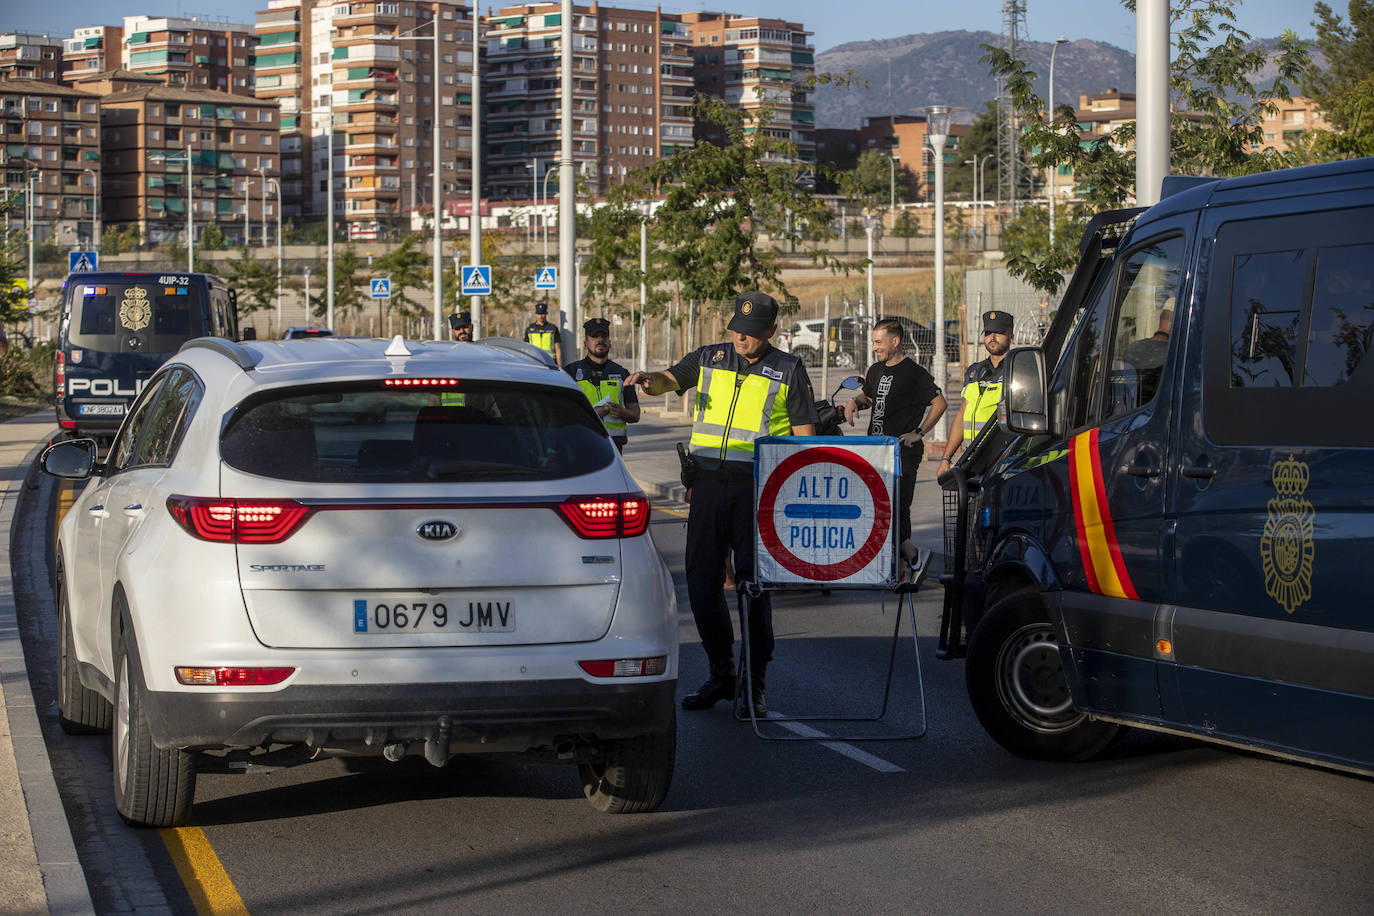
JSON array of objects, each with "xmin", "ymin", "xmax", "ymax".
[
  {"xmin": 55, "ymin": 271, "xmax": 242, "ymax": 440},
  {"xmin": 940, "ymin": 157, "xmax": 1374, "ymax": 776}
]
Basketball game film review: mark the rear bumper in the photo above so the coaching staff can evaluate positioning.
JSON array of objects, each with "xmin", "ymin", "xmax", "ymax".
[{"xmin": 143, "ymin": 677, "xmax": 677, "ymax": 751}]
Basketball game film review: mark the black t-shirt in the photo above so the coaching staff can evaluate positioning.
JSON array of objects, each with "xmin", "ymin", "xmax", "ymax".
[{"xmin": 864, "ymin": 357, "xmax": 940, "ymax": 464}]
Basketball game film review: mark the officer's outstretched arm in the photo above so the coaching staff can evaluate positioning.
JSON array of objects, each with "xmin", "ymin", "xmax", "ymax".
[{"xmin": 625, "ymin": 369, "xmax": 682, "ymax": 397}]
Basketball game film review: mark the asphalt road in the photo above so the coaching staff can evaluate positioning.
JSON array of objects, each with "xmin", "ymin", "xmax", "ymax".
[{"xmin": 14, "ymin": 472, "xmax": 1374, "ymax": 914}]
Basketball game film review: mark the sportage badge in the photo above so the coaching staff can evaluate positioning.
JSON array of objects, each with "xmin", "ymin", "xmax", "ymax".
[{"xmin": 417, "ymin": 520, "xmax": 459, "ymax": 541}]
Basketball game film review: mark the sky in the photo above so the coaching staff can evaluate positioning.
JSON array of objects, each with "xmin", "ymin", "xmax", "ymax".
[{"xmin": 11, "ymin": 0, "xmax": 1322, "ymax": 52}]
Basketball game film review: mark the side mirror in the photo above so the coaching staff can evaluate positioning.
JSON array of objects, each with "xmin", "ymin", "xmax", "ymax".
[
  {"xmin": 1001, "ymin": 347, "xmax": 1049, "ymax": 435},
  {"xmin": 839, "ymin": 375, "xmax": 863, "ymax": 390},
  {"xmin": 40, "ymin": 439, "xmax": 100, "ymax": 480},
  {"xmin": 241, "ymin": 327, "xmax": 257, "ymax": 341}
]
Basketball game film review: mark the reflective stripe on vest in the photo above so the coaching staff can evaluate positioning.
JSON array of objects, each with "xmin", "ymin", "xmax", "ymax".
[
  {"xmin": 527, "ymin": 328, "xmax": 556, "ymax": 354},
  {"xmin": 961, "ymin": 379, "xmax": 1003, "ymax": 440},
  {"xmin": 576, "ymin": 377, "xmax": 627, "ymax": 434},
  {"xmin": 688, "ymin": 366, "xmax": 791, "ymax": 462}
]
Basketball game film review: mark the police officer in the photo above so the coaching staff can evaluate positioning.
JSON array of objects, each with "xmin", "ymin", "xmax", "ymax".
[
  {"xmin": 626, "ymin": 291, "xmax": 817, "ymax": 716},
  {"xmin": 448, "ymin": 310, "xmax": 473, "ymax": 342},
  {"xmin": 564, "ymin": 317, "xmax": 640, "ymax": 451},
  {"xmin": 938, "ymin": 310, "xmax": 1012, "ymax": 473},
  {"xmin": 523, "ymin": 302, "xmax": 562, "ymax": 364}
]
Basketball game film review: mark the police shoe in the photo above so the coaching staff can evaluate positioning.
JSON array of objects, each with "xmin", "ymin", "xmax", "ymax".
[
  {"xmin": 681, "ymin": 659, "xmax": 736, "ymax": 710},
  {"xmin": 737, "ymin": 671, "xmax": 767, "ymax": 718}
]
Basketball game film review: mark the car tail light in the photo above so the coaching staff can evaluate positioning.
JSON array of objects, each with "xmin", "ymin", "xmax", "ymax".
[
  {"xmin": 579, "ymin": 657, "xmax": 667, "ymax": 678},
  {"xmin": 54, "ymin": 350, "xmax": 64, "ymax": 396},
  {"xmin": 383, "ymin": 378, "xmax": 461, "ymax": 387},
  {"xmin": 174, "ymin": 666, "xmax": 295, "ymax": 686},
  {"xmin": 556, "ymin": 494, "xmax": 650, "ymax": 539},
  {"xmin": 166, "ymin": 496, "xmax": 313, "ymax": 543}
]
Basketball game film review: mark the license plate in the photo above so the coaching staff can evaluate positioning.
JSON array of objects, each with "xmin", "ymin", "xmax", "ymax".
[
  {"xmin": 79, "ymin": 404, "xmax": 126, "ymax": 416},
  {"xmin": 352, "ymin": 597, "xmax": 514, "ymax": 634}
]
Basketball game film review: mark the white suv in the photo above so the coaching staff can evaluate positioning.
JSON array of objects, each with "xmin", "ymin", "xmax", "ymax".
[{"xmin": 43, "ymin": 335, "xmax": 678, "ymax": 827}]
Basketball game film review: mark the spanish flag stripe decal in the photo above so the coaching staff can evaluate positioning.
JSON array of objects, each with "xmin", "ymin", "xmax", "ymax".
[
  {"xmin": 1070, "ymin": 430, "xmax": 1139, "ymax": 600},
  {"xmin": 1068, "ymin": 433, "xmax": 1101, "ymax": 594}
]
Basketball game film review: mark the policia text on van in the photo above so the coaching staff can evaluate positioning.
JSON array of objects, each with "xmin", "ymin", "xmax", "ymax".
[
  {"xmin": 55, "ymin": 272, "xmax": 243, "ymax": 440},
  {"xmin": 939, "ymin": 158, "xmax": 1374, "ymax": 777}
]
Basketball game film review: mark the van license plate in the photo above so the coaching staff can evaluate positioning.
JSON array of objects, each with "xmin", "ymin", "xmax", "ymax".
[
  {"xmin": 79, "ymin": 404, "xmax": 126, "ymax": 416},
  {"xmin": 352, "ymin": 598, "xmax": 514, "ymax": 633}
]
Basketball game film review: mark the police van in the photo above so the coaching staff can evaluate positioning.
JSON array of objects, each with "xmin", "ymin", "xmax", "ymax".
[
  {"xmin": 940, "ymin": 157, "xmax": 1374, "ymax": 776},
  {"xmin": 55, "ymin": 271, "xmax": 242, "ymax": 439}
]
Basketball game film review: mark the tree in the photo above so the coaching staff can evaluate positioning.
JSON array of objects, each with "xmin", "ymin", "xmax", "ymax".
[
  {"xmin": 309, "ymin": 245, "xmax": 365, "ymax": 321},
  {"xmin": 1302, "ymin": 1, "xmax": 1374, "ymax": 157},
  {"xmin": 631, "ymin": 97, "xmax": 858, "ymax": 311},
  {"xmin": 954, "ymin": 101, "xmax": 1000, "ymax": 201},
  {"xmin": 0, "ymin": 195, "xmax": 28, "ymax": 326},
  {"xmin": 373, "ymin": 233, "xmax": 432, "ymax": 323},
  {"xmin": 224, "ymin": 249, "xmax": 276, "ymax": 320},
  {"xmin": 840, "ymin": 149, "xmax": 902, "ymax": 212},
  {"xmin": 981, "ymin": 0, "xmax": 1311, "ymax": 295},
  {"xmin": 199, "ymin": 221, "xmax": 228, "ymax": 251}
]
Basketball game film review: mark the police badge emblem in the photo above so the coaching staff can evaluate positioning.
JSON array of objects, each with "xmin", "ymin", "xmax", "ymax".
[
  {"xmin": 119, "ymin": 287, "xmax": 152, "ymax": 332},
  {"xmin": 1259, "ymin": 454, "xmax": 1315, "ymax": 615},
  {"xmin": 711, "ymin": 349, "xmax": 724, "ymax": 363}
]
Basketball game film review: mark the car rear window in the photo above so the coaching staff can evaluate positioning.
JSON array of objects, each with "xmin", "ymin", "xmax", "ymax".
[
  {"xmin": 220, "ymin": 381, "xmax": 615, "ymax": 482},
  {"xmin": 68, "ymin": 281, "xmax": 207, "ymax": 353}
]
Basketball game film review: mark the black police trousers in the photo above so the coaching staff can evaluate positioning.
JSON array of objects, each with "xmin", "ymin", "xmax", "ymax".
[{"xmin": 684, "ymin": 474, "xmax": 774, "ymax": 669}]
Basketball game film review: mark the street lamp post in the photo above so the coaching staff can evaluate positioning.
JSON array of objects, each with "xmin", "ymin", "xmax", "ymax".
[
  {"xmin": 304, "ymin": 265, "xmax": 311, "ymax": 318},
  {"xmin": 186, "ymin": 143, "xmax": 194, "ymax": 271},
  {"xmin": 925, "ymin": 105, "xmax": 952, "ymax": 441},
  {"xmin": 542, "ymin": 164, "xmax": 556, "ymax": 262},
  {"xmin": 1048, "ymin": 35, "xmax": 1068, "ymax": 250},
  {"xmin": 26, "ymin": 171, "xmax": 36, "ymax": 325},
  {"xmin": 326, "ymin": 92, "xmax": 334, "ymax": 330},
  {"xmin": 638, "ymin": 200, "xmax": 648, "ymax": 372},
  {"xmin": 888, "ymin": 155, "xmax": 896, "ymax": 226},
  {"xmin": 82, "ymin": 168, "xmax": 99, "ymax": 249},
  {"xmin": 267, "ymin": 177, "xmax": 282, "ymax": 327},
  {"xmin": 863, "ymin": 214, "xmax": 875, "ymax": 335},
  {"xmin": 243, "ymin": 172, "xmax": 250, "ymax": 248},
  {"xmin": 256, "ymin": 165, "xmax": 268, "ymax": 246},
  {"xmin": 528, "ymin": 156, "xmax": 539, "ymax": 251},
  {"xmin": 964, "ymin": 156, "xmax": 980, "ymax": 242}
]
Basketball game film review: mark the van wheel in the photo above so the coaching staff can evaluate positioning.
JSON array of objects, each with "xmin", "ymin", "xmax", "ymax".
[
  {"xmin": 579, "ymin": 712, "xmax": 675, "ymax": 814},
  {"xmin": 965, "ymin": 588, "xmax": 1122, "ymax": 761},
  {"xmin": 113, "ymin": 631, "xmax": 196, "ymax": 828},
  {"xmin": 56, "ymin": 572, "xmax": 112, "ymax": 734}
]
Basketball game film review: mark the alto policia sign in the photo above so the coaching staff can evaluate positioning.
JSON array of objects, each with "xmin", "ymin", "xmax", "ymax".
[{"xmin": 754, "ymin": 437, "xmax": 900, "ymax": 588}]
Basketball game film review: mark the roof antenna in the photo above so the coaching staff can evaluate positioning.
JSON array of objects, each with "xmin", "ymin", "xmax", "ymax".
[{"xmin": 384, "ymin": 334, "xmax": 411, "ymax": 357}]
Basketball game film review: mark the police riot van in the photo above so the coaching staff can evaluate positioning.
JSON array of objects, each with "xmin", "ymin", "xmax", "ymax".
[
  {"xmin": 939, "ymin": 157, "xmax": 1374, "ymax": 776},
  {"xmin": 55, "ymin": 271, "xmax": 241, "ymax": 439}
]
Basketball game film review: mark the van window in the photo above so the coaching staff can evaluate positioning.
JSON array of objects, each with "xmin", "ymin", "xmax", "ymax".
[
  {"xmin": 1064, "ymin": 268, "xmax": 1113, "ymax": 431},
  {"xmin": 1229, "ymin": 248, "xmax": 1307, "ymax": 388},
  {"xmin": 1103, "ymin": 235, "xmax": 1185, "ymax": 419},
  {"xmin": 68, "ymin": 281, "xmax": 207, "ymax": 353},
  {"xmin": 1304, "ymin": 242, "xmax": 1374, "ymax": 387}
]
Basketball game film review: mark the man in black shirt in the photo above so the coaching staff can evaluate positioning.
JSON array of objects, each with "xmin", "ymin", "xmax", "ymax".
[
  {"xmin": 563, "ymin": 317, "xmax": 640, "ymax": 451},
  {"xmin": 626, "ymin": 292, "xmax": 817, "ymax": 716},
  {"xmin": 841, "ymin": 318, "xmax": 947, "ymax": 566}
]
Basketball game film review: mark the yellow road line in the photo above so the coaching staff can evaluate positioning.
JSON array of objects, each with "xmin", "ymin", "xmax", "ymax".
[
  {"xmin": 655, "ymin": 503, "xmax": 688, "ymax": 519},
  {"xmin": 161, "ymin": 826, "xmax": 250, "ymax": 915},
  {"xmin": 55, "ymin": 480, "xmax": 74, "ymax": 546}
]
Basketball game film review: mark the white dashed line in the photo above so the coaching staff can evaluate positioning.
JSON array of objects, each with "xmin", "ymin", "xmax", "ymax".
[{"xmin": 769, "ymin": 715, "xmax": 906, "ymax": 773}]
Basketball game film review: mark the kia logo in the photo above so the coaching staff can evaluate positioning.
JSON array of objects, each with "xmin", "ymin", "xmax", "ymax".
[{"xmin": 416, "ymin": 520, "xmax": 458, "ymax": 541}]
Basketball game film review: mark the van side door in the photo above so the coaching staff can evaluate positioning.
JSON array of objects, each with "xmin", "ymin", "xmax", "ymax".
[
  {"xmin": 1045, "ymin": 223, "xmax": 1192, "ymax": 720},
  {"xmin": 1165, "ymin": 198, "xmax": 1374, "ymax": 770}
]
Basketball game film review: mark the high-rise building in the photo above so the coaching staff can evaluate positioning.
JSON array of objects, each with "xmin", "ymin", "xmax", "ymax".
[
  {"xmin": 483, "ymin": 2, "xmax": 695, "ymax": 198},
  {"xmin": 97, "ymin": 84, "xmax": 279, "ymax": 245},
  {"xmin": 680, "ymin": 12, "xmax": 815, "ymax": 164},
  {"xmin": 120, "ymin": 16, "xmax": 257, "ymax": 94},
  {"xmin": 0, "ymin": 80, "xmax": 103, "ymax": 245},
  {"xmin": 63, "ymin": 26, "xmax": 125, "ymax": 84},
  {"xmin": 0, "ymin": 33, "xmax": 65, "ymax": 84},
  {"xmin": 256, "ymin": 0, "xmax": 476, "ymax": 241}
]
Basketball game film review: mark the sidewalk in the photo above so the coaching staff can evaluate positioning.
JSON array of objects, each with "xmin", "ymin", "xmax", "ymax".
[{"xmin": 0, "ymin": 412, "xmax": 95, "ymax": 915}]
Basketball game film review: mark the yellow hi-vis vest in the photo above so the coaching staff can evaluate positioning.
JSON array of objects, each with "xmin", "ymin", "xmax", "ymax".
[
  {"xmin": 526, "ymin": 325, "xmax": 557, "ymax": 355},
  {"xmin": 688, "ymin": 365, "xmax": 793, "ymax": 464},
  {"xmin": 961, "ymin": 365, "xmax": 1004, "ymax": 441},
  {"xmin": 576, "ymin": 376, "xmax": 627, "ymax": 435}
]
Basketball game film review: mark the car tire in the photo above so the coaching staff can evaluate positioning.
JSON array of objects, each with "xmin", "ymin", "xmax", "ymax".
[
  {"xmin": 578, "ymin": 711, "xmax": 676, "ymax": 814},
  {"xmin": 831, "ymin": 350, "xmax": 855, "ymax": 369},
  {"xmin": 56, "ymin": 572, "xmax": 112, "ymax": 735},
  {"xmin": 793, "ymin": 346, "xmax": 818, "ymax": 368},
  {"xmin": 113, "ymin": 630, "xmax": 196, "ymax": 828},
  {"xmin": 965, "ymin": 587, "xmax": 1122, "ymax": 761}
]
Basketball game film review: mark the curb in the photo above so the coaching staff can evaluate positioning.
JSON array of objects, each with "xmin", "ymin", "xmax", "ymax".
[{"xmin": 0, "ymin": 429, "xmax": 96, "ymax": 915}]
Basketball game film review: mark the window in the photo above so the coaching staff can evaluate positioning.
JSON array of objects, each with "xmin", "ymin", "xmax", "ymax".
[
  {"xmin": 261, "ymin": 135, "xmax": 273, "ymax": 146},
  {"xmin": 259, "ymin": 110, "xmax": 272, "ymax": 122},
  {"xmin": 1101, "ymin": 236, "xmax": 1186, "ymax": 421},
  {"xmin": 1229, "ymin": 249, "xmax": 1306, "ymax": 389},
  {"xmin": 149, "ymin": 128, "xmax": 161, "ymax": 140}
]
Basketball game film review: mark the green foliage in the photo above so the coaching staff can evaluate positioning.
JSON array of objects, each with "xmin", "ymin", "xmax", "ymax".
[
  {"xmin": 0, "ymin": 341, "xmax": 55, "ymax": 397},
  {"xmin": 629, "ymin": 97, "xmax": 859, "ymax": 313},
  {"xmin": 100, "ymin": 224, "xmax": 143, "ymax": 255},
  {"xmin": 998, "ymin": 203, "xmax": 1090, "ymax": 293},
  {"xmin": 891, "ymin": 210, "xmax": 921, "ymax": 239},
  {"xmin": 981, "ymin": 0, "xmax": 1312, "ymax": 295},
  {"xmin": 224, "ymin": 248, "xmax": 277, "ymax": 317},
  {"xmin": 373, "ymin": 234, "xmax": 432, "ymax": 321},
  {"xmin": 840, "ymin": 149, "xmax": 905, "ymax": 211},
  {"xmin": 308, "ymin": 245, "xmax": 366, "ymax": 320},
  {"xmin": 283, "ymin": 219, "xmax": 330, "ymax": 245},
  {"xmin": 199, "ymin": 221, "xmax": 228, "ymax": 251},
  {"xmin": 1302, "ymin": 1, "xmax": 1374, "ymax": 157}
]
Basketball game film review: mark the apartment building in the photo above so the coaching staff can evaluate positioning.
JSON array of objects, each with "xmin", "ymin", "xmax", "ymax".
[
  {"xmin": 484, "ymin": 2, "xmax": 695, "ymax": 198},
  {"xmin": 98, "ymin": 84, "xmax": 279, "ymax": 245},
  {"xmin": 63, "ymin": 26, "xmax": 125, "ymax": 84},
  {"xmin": 256, "ymin": 0, "xmax": 476, "ymax": 241},
  {"xmin": 0, "ymin": 33, "xmax": 65, "ymax": 84},
  {"xmin": 120, "ymin": 16, "xmax": 257, "ymax": 94},
  {"xmin": 680, "ymin": 12, "xmax": 815, "ymax": 164},
  {"xmin": 0, "ymin": 80, "xmax": 102, "ymax": 245},
  {"xmin": 858, "ymin": 114, "xmax": 966, "ymax": 201},
  {"xmin": 1252, "ymin": 96, "xmax": 1330, "ymax": 154}
]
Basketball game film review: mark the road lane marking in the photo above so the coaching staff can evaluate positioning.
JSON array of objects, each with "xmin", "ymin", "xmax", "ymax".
[
  {"xmin": 769, "ymin": 716, "xmax": 906, "ymax": 773},
  {"xmin": 655, "ymin": 503, "xmax": 688, "ymax": 519},
  {"xmin": 161, "ymin": 826, "xmax": 249, "ymax": 915},
  {"xmin": 55, "ymin": 479, "xmax": 74, "ymax": 545}
]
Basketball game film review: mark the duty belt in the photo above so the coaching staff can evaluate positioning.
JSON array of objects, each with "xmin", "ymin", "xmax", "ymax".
[{"xmin": 696, "ymin": 466, "xmax": 754, "ymax": 483}]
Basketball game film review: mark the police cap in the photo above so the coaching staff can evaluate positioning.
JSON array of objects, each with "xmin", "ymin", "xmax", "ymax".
[
  {"xmin": 534, "ymin": 302, "xmax": 548, "ymax": 315},
  {"xmin": 583, "ymin": 317, "xmax": 610, "ymax": 337},
  {"xmin": 727, "ymin": 291, "xmax": 779, "ymax": 337},
  {"xmin": 448, "ymin": 310, "xmax": 472, "ymax": 330},
  {"xmin": 982, "ymin": 310, "xmax": 1014, "ymax": 336}
]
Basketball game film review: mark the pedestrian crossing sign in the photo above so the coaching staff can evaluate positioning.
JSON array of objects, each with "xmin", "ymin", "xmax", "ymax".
[
  {"xmin": 461, "ymin": 265, "xmax": 492, "ymax": 296},
  {"xmin": 68, "ymin": 251, "xmax": 98, "ymax": 273},
  {"xmin": 534, "ymin": 266, "xmax": 557, "ymax": 290},
  {"xmin": 370, "ymin": 277, "xmax": 391, "ymax": 299}
]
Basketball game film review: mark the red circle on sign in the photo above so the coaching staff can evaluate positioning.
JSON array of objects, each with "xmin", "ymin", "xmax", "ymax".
[{"xmin": 757, "ymin": 446, "xmax": 892, "ymax": 582}]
